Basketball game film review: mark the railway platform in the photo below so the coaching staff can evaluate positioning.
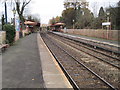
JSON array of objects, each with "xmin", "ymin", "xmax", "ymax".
[
  {"xmin": 53, "ymin": 32, "xmax": 119, "ymax": 54},
  {"xmin": 53, "ymin": 32, "xmax": 119, "ymax": 46},
  {"xmin": 2, "ymin": 32, "xmax": 72, "ymax": 89}
]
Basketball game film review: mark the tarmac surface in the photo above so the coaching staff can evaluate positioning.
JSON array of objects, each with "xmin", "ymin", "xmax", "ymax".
[{"xmin": 2, "ymin": 33, "xmax": 45, "ymax": 88}]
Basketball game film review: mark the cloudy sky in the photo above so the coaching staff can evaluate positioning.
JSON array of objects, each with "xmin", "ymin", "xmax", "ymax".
[{"xmin": 0, "ymin": 0, "xmax": 119, "ymax": 24}]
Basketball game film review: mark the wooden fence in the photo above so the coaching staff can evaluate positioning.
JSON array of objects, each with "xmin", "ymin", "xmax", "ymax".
[{"xmin": 0, "ymin": 31, "xmax": 6, "ymax": 44}]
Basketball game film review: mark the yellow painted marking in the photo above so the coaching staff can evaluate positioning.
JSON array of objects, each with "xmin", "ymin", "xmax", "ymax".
[{"xmin": 32, "ymin": 79, "xmax": 35, "ymax": 80}]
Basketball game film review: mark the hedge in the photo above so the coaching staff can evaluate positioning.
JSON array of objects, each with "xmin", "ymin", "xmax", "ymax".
[{"xmin": 3, "ymin": 24, "xmax": 15, "ymax": 44}]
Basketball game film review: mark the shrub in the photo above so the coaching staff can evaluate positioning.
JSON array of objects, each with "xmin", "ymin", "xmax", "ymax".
[{"xmin": 3, "ymin": 24, "xmax": 15, "ymax": 44}]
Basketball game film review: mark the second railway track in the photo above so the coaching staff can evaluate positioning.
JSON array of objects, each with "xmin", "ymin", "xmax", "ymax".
[{"xmin": 48, "ymin": 32, "xmax": 120, "ymax": 69}]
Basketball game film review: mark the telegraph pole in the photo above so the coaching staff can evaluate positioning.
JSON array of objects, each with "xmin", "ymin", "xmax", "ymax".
[
  {"xmin": 12, "ymin": 7, "xmax": 16, "ymax": 26},
  {"xmin": 5, "ymin": 1, "xmax": 8, "ymax": 24}
]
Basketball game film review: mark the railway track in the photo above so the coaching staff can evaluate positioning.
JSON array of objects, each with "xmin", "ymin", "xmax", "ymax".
[
  {"xmin": 52, "ymin": 32, "xmax": 120, "ymax": 58},
  {"xmin": 53, "ymin": 32, "xmax": 120, "ymax": 56},
  {"xmin": 40, "ymin": 32, "xmax": 119, "ymax": 89},
  {"xmin": 48, "ymin": 32, "xmax": 120, "ymax": 69}
]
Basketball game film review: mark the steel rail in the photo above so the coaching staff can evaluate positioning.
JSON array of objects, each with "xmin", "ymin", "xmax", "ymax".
[
  {"xmin": 40, "ymin": 33, "xmax": 80, "ymax": 90},
  {"xmin": 46, "ymin": 33, "xmax": 117, "ymax": 90},
  {"xmin": 48, "ymin": 33, "xmax": 120, "ymax": 69},
  {"xmin": 51, "ymin": 32, "xmax": 120, "ymax": 57}
]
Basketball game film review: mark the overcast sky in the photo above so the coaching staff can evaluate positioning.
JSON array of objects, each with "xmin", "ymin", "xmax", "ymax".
[{"xmin": 0, "ymin": 0, "xmax": 119, "ymax": 24}]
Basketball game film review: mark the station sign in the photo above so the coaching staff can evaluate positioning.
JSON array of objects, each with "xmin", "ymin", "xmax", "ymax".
[{"xmin": 102, "ymin": 22, "xmax": 111, "ymax": 26}]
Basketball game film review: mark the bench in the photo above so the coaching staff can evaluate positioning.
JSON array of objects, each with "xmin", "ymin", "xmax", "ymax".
[{"xmin": 0, "ymin": 44, "xmax": 9, "ymax": 52}]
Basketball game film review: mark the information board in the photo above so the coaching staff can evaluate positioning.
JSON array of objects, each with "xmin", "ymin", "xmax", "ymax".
[{"xmin": 15, "ymin": 18, "xmax": 20, "ymax": 31}]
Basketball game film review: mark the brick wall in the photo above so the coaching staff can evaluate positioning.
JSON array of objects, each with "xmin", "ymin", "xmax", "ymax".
[{"xmin": 62, "ymin": 29, "xmax": 120, "ymax": 41}]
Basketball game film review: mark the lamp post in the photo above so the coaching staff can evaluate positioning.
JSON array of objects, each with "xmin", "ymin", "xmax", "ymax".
[
  {"xmin": 73, "ymin": 19, "xmax": 75, "ymax": 29},
  {"xmin": 73, "ymin": 19, "xmax": 75, "ymax": 33},
  {"xmin": 12, "ymin": 7, "xmax": 16, "ymax": 26},
  {"xmin": 106, "ymin": 11, "xmax": 110, "ymax": 39},
  {"xmin": 5, "ymin": 2, "xmax": 8, "ymax": 24},
  {"xmin": 106, "ymin": 12, "xmax": 110, "ymax": 30}
]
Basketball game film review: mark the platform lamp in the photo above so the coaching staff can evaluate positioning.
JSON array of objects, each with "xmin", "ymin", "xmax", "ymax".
[
  {"xmin": 106, "ymin": 11, "xmax": 110, "ymax": 30},
  {"xmin": 73, "ymin": 19, "xmax": 75, "ymax": 33},
  {"xmin": 106, "ymin": 11, "xmax": 110, "ymax": 39},
  {"xmin": 12, "ymin": 7, "xmax": 16, "ymax": 26}
]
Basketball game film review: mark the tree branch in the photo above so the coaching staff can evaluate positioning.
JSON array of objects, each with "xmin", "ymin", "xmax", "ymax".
[
  {"xmin": 20, "ymin": 0, "xmax": 31, "ymax": 15},
  {"xmin": 15, "ymin": 1, "xmax": 20, "ymax": 15},
  {"xmin": 23, "ymin": 0, "xmax": 31, "ymax": 7}
]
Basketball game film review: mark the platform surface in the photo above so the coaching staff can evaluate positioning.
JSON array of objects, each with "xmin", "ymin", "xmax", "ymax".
[
  {"xmin": 37, "ymin": 32, "xmax": 73, "ymax": 88},
  {"xmin": 2, "ymin": 33, "xmax": 45, "ymax": 88}
]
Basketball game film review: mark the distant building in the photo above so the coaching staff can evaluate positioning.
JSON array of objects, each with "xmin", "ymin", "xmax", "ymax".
[
  {"xmin": 41, "ymin": 24, "xmax": 48, "ymax": 27},
  {"xmin": 41, "ymin": 24, "xmax": 49, "ymax": 31}
]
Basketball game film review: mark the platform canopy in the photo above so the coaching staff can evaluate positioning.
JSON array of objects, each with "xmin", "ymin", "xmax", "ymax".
[
  {"xmin": 24, "ymin": 21, "xmax": 38, "ymax": 26},
  {"xmin": 50, "ymin": 23, "xmax": 65, "ymax": 27},
  {"xmin": 54, "ymin": 23, "xmax": 65, "ymax": 26}
]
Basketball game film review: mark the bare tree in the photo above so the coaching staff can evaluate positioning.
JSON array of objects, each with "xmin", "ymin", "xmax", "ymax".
[
  {"xmin": 14, "ymin": 0, "xmax": 31, "ymax": 29},
  {"xmin": 2, "ymin": 0, "xmax": 31, "ymax": 29}
]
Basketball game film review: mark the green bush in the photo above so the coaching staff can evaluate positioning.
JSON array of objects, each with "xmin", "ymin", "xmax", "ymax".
[{"xmin": 3, "ymin": 24, "xmax": 15, "ymax": 44}]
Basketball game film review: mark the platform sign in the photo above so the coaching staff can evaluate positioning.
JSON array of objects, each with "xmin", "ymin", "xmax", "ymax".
[
  {"xmin": 15, "ymin": 18, "xmax": 20, "ymax": 31},
  {"xmin": 102, "ymin": 22, "xmax": 111, "ymax": 26}
]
